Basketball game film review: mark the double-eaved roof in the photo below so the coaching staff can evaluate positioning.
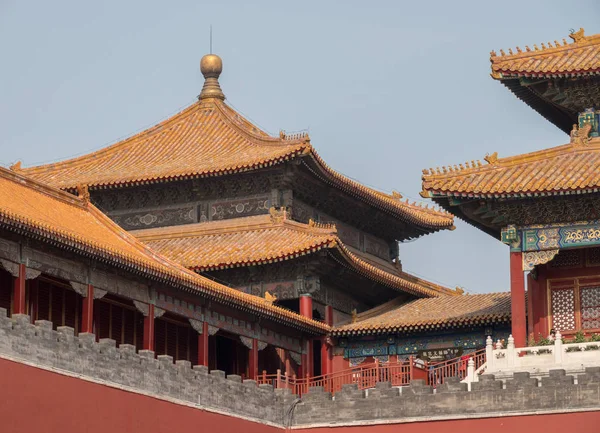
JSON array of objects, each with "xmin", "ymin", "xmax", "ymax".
[
  {"xmin": 17, "ymin": 96, "xmax": 453, "ymax": 235},
  {"xmin": 333, "ymin": 292, "xmax": 512, "ymax": 336},
  {"xmin": 133, "ymin": 212, "xmax": 457, "ymax": 298},
  {"xmin": 0, "ymin": 166, "xmax": 328, "ymax": 334},
  {"xmin": 490, "ymin": 28, "xmax": 600, "ymax": 134},
  {"xmin": 421, "ymin": 137, "xmax": 600, "ymax": 199}
]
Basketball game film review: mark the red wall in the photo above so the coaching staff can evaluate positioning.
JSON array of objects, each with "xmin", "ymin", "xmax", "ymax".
[
  {"xmin": 2, "ymin": 357, "xmax": 599, "ymax": 433},
  {"xmin": 0, "ymin": 358, "xmax": 280, "ymax": 433},
  {"xmin": 296, "ymin": 411, "xmax": 600, "ymax": 433}
]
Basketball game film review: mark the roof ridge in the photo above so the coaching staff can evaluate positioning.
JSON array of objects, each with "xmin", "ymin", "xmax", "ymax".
[
  {"xmin": 0, "ymin": 166, "xmax": 84, "ymax": 209},
  {"xmin": 21, "ymin": 102, "xmax": 202, "ymax": 175},
  {"xmin": 422, "ymin": 138, "xmax": 600, "ymax": 183},
  {"xmin": 133, "ymin": 214, "xmax": 339, "ymax": 241},
  {"xmin": 307, "ymin": 149, "xmax": 455, "ymax": 223},
  {"xmin": 215, "ymin": 100, "xmax": 310, "ymax": 147},
  {"xmin": 490, "ymin": 28, "xmax": 600, "ymax": 63}
]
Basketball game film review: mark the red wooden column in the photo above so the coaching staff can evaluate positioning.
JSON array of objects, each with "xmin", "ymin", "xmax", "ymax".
[
  {"xmin": 510, "ymin": 251, "xmax": 527, "ymax": 348},
  {"xmin": 80, "ymin": 284, "xmax": 94, "ymax": 334},
  {"xmin": 321, "ymin": 305, "xmax": 334, "ymax": 375},
  {"xmin": 198, "ymin": 321, "xmax": 209, "ymax": 367},
  {"xmin": 12, "ymin": 264, "xmax": 26, "ymax": 315},
  {"xmin": 299, "ymin": 294, "xmax": 313, "ymax": 378},
  {"xmin": 143, "ymin": 304, "xmax": 155, "ymax": 351},
  {"xmin": 248, "ymin": 338, "xmax": 259, "ymax": 380}
]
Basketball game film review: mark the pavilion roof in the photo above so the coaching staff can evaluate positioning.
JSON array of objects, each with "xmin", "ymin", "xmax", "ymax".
[
  {"xmin": 420, "ymin": 137, "xmax": 600, "ymax": 199},
  {"xmin": 16, "ymin": 98, "xmax": 453, "ymax": 235},
  {"xmin": 332, "ymin": 292, "xmax": 511, "ymax": 336},
  {"xmin": 490, "ymin": 28, "xmax": 600, "ymax": 133},
  {"xmin": 0, "ymin": 167, "xmax": 328, "ymax": 334},
  {"xmin": 490, "ymin": 29, "xmax": 600, "ymax": 79},
  {"xmin": 133, "ymin": 212, "xmax": 458, "ymax": 298}
]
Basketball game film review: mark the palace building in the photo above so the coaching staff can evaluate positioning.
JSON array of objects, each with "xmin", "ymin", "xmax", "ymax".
[
  {"xmin": 421, "ymin": 28, "xmax": 600, "ymax": 348},
  {"xmin": 11, "ymin": 52, "xmax": 511, "ymax": 375}
]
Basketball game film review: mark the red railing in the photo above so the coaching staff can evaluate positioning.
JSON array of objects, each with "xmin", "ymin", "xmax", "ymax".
[
  {"xmin": 427, "ymin": 348, "xmax": 486, "ymax": 386},
  {"xmin": 257, "ymin": 350, "xmax": 486, "ymax": 396}
]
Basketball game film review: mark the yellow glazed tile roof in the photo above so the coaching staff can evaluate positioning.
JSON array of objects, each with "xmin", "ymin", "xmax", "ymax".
[
  {"xmin": 421, "ymin": 137, "xmax": 600, "ymax": 198},
  {"xmin": 490, "ymin": 29, "xmax": 600, "ymax": 78},
  {"xmin": 332, "ymin": 292, "xmax": 511, "ymax": 336},
  {"xmin": 133, "ymin": 213, "xmax": 458, "ymax": 298},
  {"xmin": 17, "ymin": 98, "xmax": 453, "ymax": 232},
  {"xmin": 0, "ymin": 167, "xmax": 328, "ymax": 334}
]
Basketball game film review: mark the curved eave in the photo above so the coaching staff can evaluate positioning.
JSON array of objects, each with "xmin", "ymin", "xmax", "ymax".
[
  {"xmin": 0, "ymin": 213, "xmax": 329, "ymax": 335},
  {"xmin": 331, "ymin": 315, "xmax": 511, "ymax": 337},
  {"xmin": 302, "ymin": 152, "xmax": 455, "ymax": 235}
]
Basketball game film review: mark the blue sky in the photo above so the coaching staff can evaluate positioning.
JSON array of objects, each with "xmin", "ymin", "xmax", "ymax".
[{"xmin": 1, "ymin": 1, "xmax": 598, "ymax": 293}]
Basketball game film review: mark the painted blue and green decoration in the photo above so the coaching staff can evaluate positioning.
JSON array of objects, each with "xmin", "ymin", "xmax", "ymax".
[
  {"xmin": 338, "ymin": 328, "xmax": 509, "ymax": 366},
  {"xmin": 502, "ymin": 221, "xmax": 600, "ymax": 253}
]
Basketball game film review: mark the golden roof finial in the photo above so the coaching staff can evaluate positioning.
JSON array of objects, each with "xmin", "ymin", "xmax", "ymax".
[
  {"xmin": 9, "ymin": 161, "xmax": 22, "ymax": 172},
  {"xmin": 391, "ymin": 190, "xmax": 403, "ymax": 199},
  {"xmin": 569, "ymin": 28, "xmax": 586, "ymax": 43},
  {"xmin": 484, "ymin": 152, "xmax": 498, "ymax": 165},
  {"xmin": 264, "ymin": 291, "xmax": 277, "ymax": 305},
  {"xmin": 76, "ymin": 184, "xmax": 91, "ymax": 205},
  {"xmin": 199, "ymin": 54, "xmax": 225, "ymax": 101},
  {"xmin": 351, "ymin": 308, "xmax": 358, "ymax": 323}
]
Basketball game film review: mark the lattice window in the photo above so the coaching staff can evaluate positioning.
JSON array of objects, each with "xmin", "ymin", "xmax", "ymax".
[
  {"xmin": 550, "ymin": 250, "xmax": 582, "ymax": 268},
  {"xmin": 587, "ymin": 248, "xmax": 600, "ymax": 266},
  {"xmin": 581, "ymin": 286, "xmax": 600, "ymax": 330},
  {"xmin": 551, "ymin": 288, "xmax": 576, "ymax": 331}
]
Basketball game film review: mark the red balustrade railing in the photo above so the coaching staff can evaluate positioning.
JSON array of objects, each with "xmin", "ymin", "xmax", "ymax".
[
  {"xmin": 427, "ymin": 348, "xmax": 486, "ymax": 386},
  {"xmin": 257, "ymin": 350, "xmax": 486, "ymax": 396}
]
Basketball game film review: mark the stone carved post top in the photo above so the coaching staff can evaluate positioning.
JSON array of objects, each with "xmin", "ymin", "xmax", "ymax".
[
  {"xmin": 189, "ymin": 318, "xmax": 204, "ymax": 334},
  {"xmin": 93, "ymin": 288, "xmax": 107, "ymax": 299},
  {"xmin": 25, "ymin": 268, "xmax": 41, "ymax": 280},
  {"xmin": 239, "ymin": 335, "xmax": 254, "ymax": 350},
  {"xmin": 0, "ymin": 259, "xmax": 20, "ymax": 277},
  {"xmin": 257, "ymin": 341, "xmax": 268, "ymax": 351},
  {"xmin": 508, "ymin": 334, "xmax": 515, "ymax": 348},
  {"xmin": 70, "ymin": 282, "xmax": 89, "ymax": 297},
  {"xmin": 133, "ymin": 300, "xmax": 150, "ymax": 317},
  {"xmin": 486, "ymin": 336, "xmax": 493, "ymax": 346},
  {"xmin": 207, "ymin": 325, "xmax": 219, "ymax": 336}
]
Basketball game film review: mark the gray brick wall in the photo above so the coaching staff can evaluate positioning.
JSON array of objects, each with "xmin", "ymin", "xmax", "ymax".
[
  {"xmin": 1, "ymin": 308, "xmax": 599, "ymax": 428},
  {"xmin": 0, "ymin": 309, "xmax": 295, "ymax": 426}
]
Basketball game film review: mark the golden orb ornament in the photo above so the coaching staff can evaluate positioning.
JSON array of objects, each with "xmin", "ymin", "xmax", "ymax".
[{"xmin": 199, "ymin": 53, "xmax": 225, "ymax": 100}]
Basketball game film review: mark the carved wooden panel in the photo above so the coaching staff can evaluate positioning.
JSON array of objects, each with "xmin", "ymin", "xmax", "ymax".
[
  {"xmin": 0, "ymin": 238, "xmax": 19, "ymax": 262},
  {"xmin": 23, "ymin": 247, "xmax": 88, "ymax": 284},
  {"xmin": 364, "ymin": 234, "xmax": 390, "ymax": 260},
  {"xmin": 291, "ymin": 199, "xmax": 315, "ymax": 224},
  {"xmin": 210, "ymin": 195, "xmax": 270, "ymax": 221},
  {"xmin": 112, "ymin": 206, "xmax": 196, "ymax": 230},
  {"xmin": 89, "ymin": 269, "xmax": 149, "ymax": 303}
]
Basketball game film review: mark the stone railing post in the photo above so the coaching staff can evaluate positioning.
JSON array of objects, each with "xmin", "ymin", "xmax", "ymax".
[
  {"xmin": 276, "ymin": 368, "xmax": 282, "ymax": 389},
  {"xmin": 554, "ymin": 330, "xmax": 563, "ymax": 365},
  {"xmin": 486, "ymin": 336, "xmax": 494, "ymax": 370},
  {"xmin": 466, "ymin": 357, "xmax": 475, "ymax": 391},
  {"xmin": 507, "ymin": 334, "xmax": 516, "ymax": 368}
]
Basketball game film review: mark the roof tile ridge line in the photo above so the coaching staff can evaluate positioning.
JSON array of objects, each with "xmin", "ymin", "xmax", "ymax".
[
  {"xmin": 353, "ymin": 296, "xmax": 406, "ymax": 321},
  {"xmin": 215, "ymin": 100, "xmax": 311, "ymax": 147},
  {"xmin": 422, "ymin": 140, "xmax": 597, "ymax": 181},
  {"xmin": 306, "ymin": 148, "xmax": 454, "ymax": 222},
  {"xmin": 22, "ymin": 103, "xmax": 201, "ymax": 173},
  {"xmin": 283, "ymin": 218, "xmax": 338, "ymax": 235},
  {"xmin": 0, "ymin": 166, "xmax": 85, "ymax": 209},
  {"xmin": 194, "ymin": 238, "xmax": 336, "ymax": 271},
  {"xmin": 397, "ymin": 270, "xmax": 456, "ymax": 295},
  {"xmin": 133, "ymin": 215, "xmax": 280, "ymax": 240},
  {"xmin": 490, "ymin": 33, "xmax": 600, "ymax": 62},
  {"xmin": 332, "ymin": 242, "xmax": 440, "ymax": 298}
]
